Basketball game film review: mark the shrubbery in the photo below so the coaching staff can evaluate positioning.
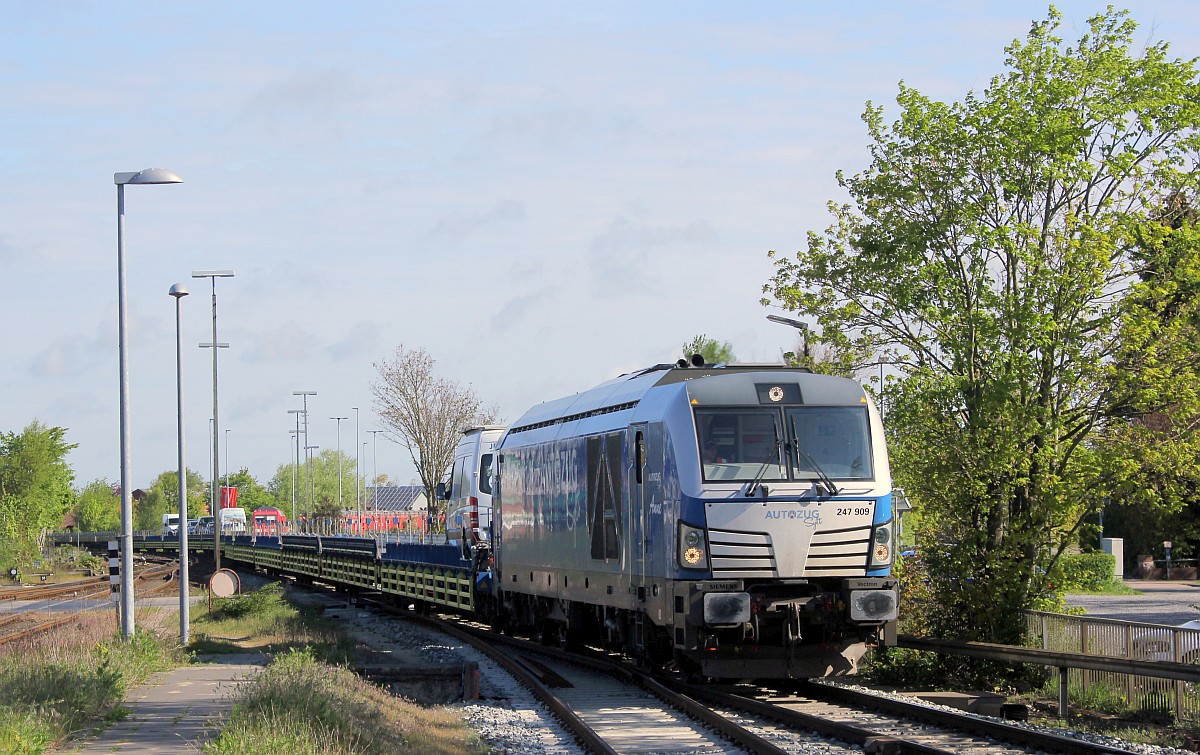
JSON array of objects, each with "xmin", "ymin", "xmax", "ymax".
[{"xmin": 1055, "ymin": 552, "xmax": 1118, "ymax": 592}]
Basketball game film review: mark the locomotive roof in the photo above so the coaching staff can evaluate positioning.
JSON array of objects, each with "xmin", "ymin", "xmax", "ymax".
[{"xmin": 505, "ymin": 363, "xmax": 865, "ymax": 438}]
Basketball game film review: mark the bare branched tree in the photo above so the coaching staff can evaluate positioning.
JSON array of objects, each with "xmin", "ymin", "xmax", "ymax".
[{"xmin": 371, "ymin": 345, "xmax": 495, "ymax": 516}]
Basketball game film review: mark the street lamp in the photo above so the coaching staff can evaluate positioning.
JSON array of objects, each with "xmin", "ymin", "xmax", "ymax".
[
  {"xmin": 287, "ymin": 410, "xmax": 303, "ymax": 526},
  {"xmin": 293, "ymin": 391, "xmax": 317, "ymax": 523},
  {"xmin": 766, "ymin": 314, "xmax": 810, "ymax": 360},
  {"xmin": 115, "ymin": 167, "xmax": 182, "ymax": 640},
  {"xmin": 194, "ymin": 269, "xmax": 233, "ymax": 574},
  {"xmin": 352, "ymin": 407, "xmax": 361, "ymax": 528},
  {"xmin": 288, "ymin": 431, "xmax": 297, "ymax": 531},
  {"xmin": 169, "ymin": 282, "xmax": 190, "ymax": 645},
  {"xmin": 331, "ymin": 417, "xmax": 348, "ymax": 523}
]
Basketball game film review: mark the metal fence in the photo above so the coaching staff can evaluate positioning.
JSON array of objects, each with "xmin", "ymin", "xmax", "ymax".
[{"xmin": 1025, "ymin": 610, "xmax": 1200, "ymax": 721}]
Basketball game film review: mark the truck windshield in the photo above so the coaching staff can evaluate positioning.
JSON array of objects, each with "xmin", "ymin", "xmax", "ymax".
[{"xmin": 695, "ymin": 406, "xmax": 873, "ymax": 482}]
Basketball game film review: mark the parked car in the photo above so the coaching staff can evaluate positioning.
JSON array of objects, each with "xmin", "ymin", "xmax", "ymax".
[
  {"xmin": 1133, "ymin": 619, "xmax": 1200, "ymax": 663},
  {"xmin": 186, "ymin": 518, "xmax": 200, "ymax": 534}
]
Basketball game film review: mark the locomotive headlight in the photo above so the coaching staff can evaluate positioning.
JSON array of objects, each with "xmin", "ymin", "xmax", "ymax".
[
  {"xmin": 678, "ymin": 522, "xmax": 708, "ymax": 570},
  {"xmin": 869, "ymin": 520, "xmax": 894, "ymax": 567}
]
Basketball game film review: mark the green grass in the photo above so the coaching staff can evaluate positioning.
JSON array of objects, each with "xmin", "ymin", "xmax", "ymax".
[
  {"xmin": 1065, "ymin": 580, "xmax": 1142, "ymax": 596},
  {"xmin": 0, "ymin": 609, "xmax": 181, "ymax": 752},
  {"xmin": 205, "ymin": 648, "xmax": 484, "ymax": 755},
  {"xmin": 190, "ymin": 582, "xmax": 354, "ymax": 664}
]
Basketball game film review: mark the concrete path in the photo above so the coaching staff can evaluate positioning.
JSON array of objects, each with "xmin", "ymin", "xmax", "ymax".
[
  {"xmin": 68, "ymin": 653, "xmax": 267, "ymax": 754},
  {"xmin": 1066, "ymin": 580, "xmax": 1200, "ymax": 626}
]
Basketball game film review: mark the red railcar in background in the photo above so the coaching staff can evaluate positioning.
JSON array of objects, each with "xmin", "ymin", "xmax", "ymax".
[{"xmin": 252, "ymin": 507, "xmax": 287, "ymax": 535}]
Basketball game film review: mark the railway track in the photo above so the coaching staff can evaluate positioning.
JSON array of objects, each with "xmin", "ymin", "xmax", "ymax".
[
  {"xmin": 342, "ymin": 590, "xmax": 1142, "ymax": 755},
  {"xmin": 0, "ymin": 564, "xmax": 178, "ymax": 647},
  {"xmin": 353, "ymin": 593, "xmax": 786, "ymax": 754},
  {"xmin": 674, "ymin": 678, "xmax": 1143, "ymax": 755}
]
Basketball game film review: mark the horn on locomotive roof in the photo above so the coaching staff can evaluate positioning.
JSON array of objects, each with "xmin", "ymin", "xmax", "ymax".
[{"xmin": 690, "ymin": 353, "xmax": 706, "ymax": 367}]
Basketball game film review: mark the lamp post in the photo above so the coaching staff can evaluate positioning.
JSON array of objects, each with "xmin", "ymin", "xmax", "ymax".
[
  {"xmin": 293, "ymin": 391, "xmax": 317, "ymax": 526},
  {"xmin": 288, "ymin": 409, "xmax": 303, "ymax": 527},
  {"xmin": 169, "ymin": 282, "xmax": 190, "ymax": 645},
  {"xmin": 331, "ymin": 417, "xmax": 347, "ymax": 528},
  {"xmin": 766, "ymin": 314, "xmax": 810, "ymax": 360},
  {"xmin": 288, "ymin": 430, "xmax": 297, "ymax": 532},
  {"xmin": 114, "ymin": 167, "xmax": 183, "ymax": 640},
  {"xmin": 194, "ymin": 269, "xmax": 233, "ymax": 571},
  {"xmin": 352, "ymin": 406, "xmax": 361, "ymax": 528}
]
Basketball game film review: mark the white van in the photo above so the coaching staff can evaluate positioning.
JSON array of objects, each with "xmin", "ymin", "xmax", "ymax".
[
  {"xmin": 162, "ymin": 513, "xmax": 180, "ymax": 536},
  {"xmin": 217, "ymin": 507, "xmax": 247, "ymax": 534},
  {"xmin": 439, "ymin": 425, "xmax": 505, "ymax": 553}
]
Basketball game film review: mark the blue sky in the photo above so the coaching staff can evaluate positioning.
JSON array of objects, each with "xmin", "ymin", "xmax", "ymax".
[{"xmin": 2, "ymin": 2, "xmax": 1197, "ymax": 492}]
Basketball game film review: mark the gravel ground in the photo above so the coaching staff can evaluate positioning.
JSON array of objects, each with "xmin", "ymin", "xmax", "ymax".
[{"xmin": 337, "ymin": 603, "xmax": 1194, "ymax": 755}]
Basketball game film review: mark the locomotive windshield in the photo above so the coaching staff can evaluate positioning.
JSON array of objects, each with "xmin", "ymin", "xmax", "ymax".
[{"xmin": 696, "ymin": 406, "xmax": 873, "ymax": 482}]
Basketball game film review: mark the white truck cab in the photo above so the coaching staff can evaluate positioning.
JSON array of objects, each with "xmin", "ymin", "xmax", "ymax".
[
  {"xmin": 217, "ymin": 507, "xmax": 247, "ymax": 534},
  {"xmin": 439, "ymin": 425, "xmax": 505, "ymax": 554}
]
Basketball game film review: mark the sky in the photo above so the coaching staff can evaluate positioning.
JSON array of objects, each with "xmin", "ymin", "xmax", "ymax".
[{"xmin": 3, "ymin": 1, "xmax": 1198, "ymax": 494}]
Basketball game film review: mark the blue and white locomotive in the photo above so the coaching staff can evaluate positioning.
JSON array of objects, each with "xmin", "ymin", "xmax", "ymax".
[{"xmin": 488, "ymin": 359, "xmax": 898, "ymax": 679}]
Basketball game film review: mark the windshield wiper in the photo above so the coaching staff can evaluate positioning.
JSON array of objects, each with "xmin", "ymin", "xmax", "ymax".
[
  {"xmin": 789, "ymin": 418, "xmax": 840, "ymax": 497},
  {"xmin": 743, "ymin": 435, "xmax": 782, "ymax": 499}
]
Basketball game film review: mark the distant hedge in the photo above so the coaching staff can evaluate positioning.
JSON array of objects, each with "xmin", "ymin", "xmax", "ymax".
[{"xmin": 1057, "ymin": 552, "xmax": 1116, "ymax": 591}]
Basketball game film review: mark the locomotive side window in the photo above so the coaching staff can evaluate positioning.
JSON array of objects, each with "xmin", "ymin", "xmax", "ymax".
[
  {"xmin": 787, "ymin": 406, "xmax": 873, "ymax": 480},
  {"xmin": 695, "ymin": 409, "xmax": 786, "ymax": 482}
]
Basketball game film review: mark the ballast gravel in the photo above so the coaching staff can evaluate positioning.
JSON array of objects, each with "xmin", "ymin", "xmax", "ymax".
[{"xmin": 337, "ymin": 602, "xmax": 1192, "ymax": 755}]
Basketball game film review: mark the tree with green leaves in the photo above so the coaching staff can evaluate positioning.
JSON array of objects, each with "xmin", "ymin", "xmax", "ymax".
[
  {"xmin": 0, "ymin": 421, "xmax": 77, "ymax": 563},
  {"xmin": 1096, "ymin": 197, "xmax": 1200, "ymax": 563},
  {"xmin": 74, "ymin": 479, "xmax": 120, "ymax": 532},
  {"xmin": 764, "ymin": 7, "xmax": 1200, "ymax": 647},
  {"xmin": 267, "ymin": 450, "xmax": 358, "ymax": 521},
  {"xmin": 681, "ymin": 335, "xmax": 736, "ymax": 366},
  {"xmin": 136, "ymin": 469, "xmax": 207, "ymax": 532}
]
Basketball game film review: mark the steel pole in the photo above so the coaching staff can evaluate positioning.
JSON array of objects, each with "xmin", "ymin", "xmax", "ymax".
[
  {"xmin": 115, "ymin": 183, "xmax": 135, "ymax": 639},
  {"xmin": 352, "ymin": 407, "xmax": 360, "ymax": 529},
  {"xmin": 171, "ymin": 284, "xmax": 190, "ymax": 644},
  {"xmin": 331, "ymin": 417, "xmax": 347, "ymax": 528}
]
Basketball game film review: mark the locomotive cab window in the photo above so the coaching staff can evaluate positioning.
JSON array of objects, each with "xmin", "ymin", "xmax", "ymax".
[
  {"xmin": 695, "ymin": 409, "xmax": 786, "ymax": 482},
  {"xmin": 787, "ymin": 406, "xmax": 873, "ymax": 481},
  {"xmin": 695, "ymin": 405, "xmax": 874, "ymax": 482}
]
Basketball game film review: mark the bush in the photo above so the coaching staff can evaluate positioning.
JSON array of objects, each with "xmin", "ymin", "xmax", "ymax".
[
  {"xmin": 1057, "ymin": 552, "xmax": 1117, "ymax": 592},
  {"xmin": 211, "ymin": 582, "xmax": 288, "ymax": 620}
]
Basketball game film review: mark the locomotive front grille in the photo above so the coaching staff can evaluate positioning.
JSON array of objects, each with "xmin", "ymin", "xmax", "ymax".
[
  {"xmin": 803, "ymin": 525, "xmax": 872, "ymax": 576},
  {"xmin": 708, "ymin": 528, "xmax": 776, "ymax": 578}
]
